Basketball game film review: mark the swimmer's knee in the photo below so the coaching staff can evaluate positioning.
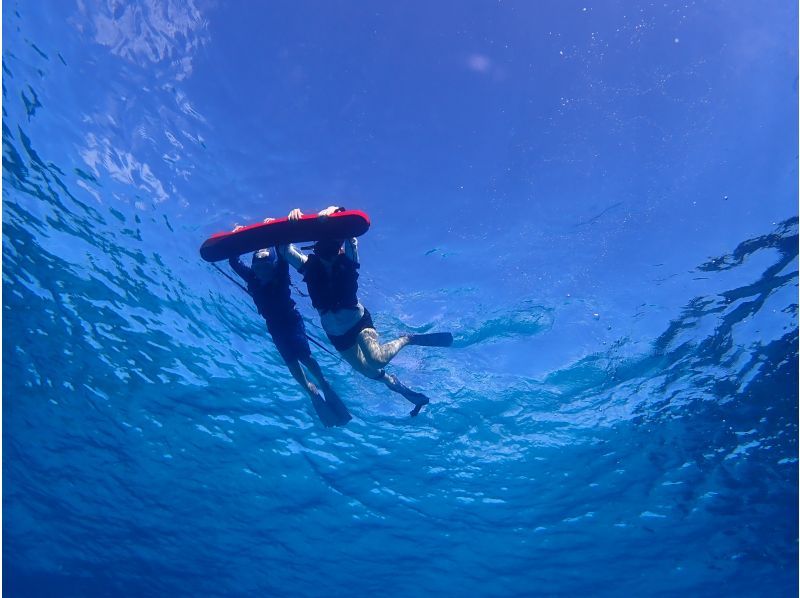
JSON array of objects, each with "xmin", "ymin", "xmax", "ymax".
[
  {"xmin": 358, "ymin": 340, "xmax": 390, "ymax": 367},
  {"xmin": 359, "ymin": 327, "xmax": 378, "ymax": 340}
]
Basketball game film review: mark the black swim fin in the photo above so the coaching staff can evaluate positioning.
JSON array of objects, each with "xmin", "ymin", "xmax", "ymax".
[
  {"xmin": 408, "ymin": 332, "xmax": 453, "ymax": 347},
  {"xmin": 382, "ymin": 372, "xmax": 430, "ymax": 416},
  {"xmin": 310, "ymin": 392, "xmax": 339, "ymax": 427},
  {"xmin": 409, "ymin": 396, "xmax": 430, "ymax": 417},
  {"xmin": 323, "ymin": 387, "xmax": 352, "ymax": 426}
]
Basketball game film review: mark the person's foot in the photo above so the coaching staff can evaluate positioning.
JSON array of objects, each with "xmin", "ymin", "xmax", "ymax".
[
  {"xmin": 382, "ymin": 372, "xmax": 430, "ymax": 416},
  {"xmin": 408, "ymin": 394, "xmax": 430, "ymax": 417}
]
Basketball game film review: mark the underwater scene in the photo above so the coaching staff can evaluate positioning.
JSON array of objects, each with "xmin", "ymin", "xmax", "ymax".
[{"xmin": 3, "ymin": 1, "xmax": 798, "ymax": 596}]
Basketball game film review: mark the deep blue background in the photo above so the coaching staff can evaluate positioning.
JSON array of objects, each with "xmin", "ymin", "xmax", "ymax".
[{"xmin": 3, "ymin": 1, "xmax": 798, "ymax": 596}]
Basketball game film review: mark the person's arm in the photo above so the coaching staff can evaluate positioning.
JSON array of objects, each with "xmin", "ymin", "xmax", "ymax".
[
  {"xmin": 288, "ymin": 206, "xmax": 344, "ymax": 220},
  {"xmin": 228, "ymin": 255, "xmax": 254, "ymax": 283},
  {"xmin": 344, "ymin": 237, "xmax": 359, "ymax": 265},
  {"xmin": 285, "ymin": 206, "xmax": 352, "ymax": 267},
  {"xmin": 277, "ymin": 243, "xmax": 308, "ymax": 271},
  {"xmin": 226, "ymin": 224, "xmax": 255, "ymax": 282},
  {"xmin": 318, "ymin": 205, "xmax": 342, "ymax": 217}
]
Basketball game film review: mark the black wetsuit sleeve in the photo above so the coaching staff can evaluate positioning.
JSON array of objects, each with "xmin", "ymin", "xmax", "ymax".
[
  {"xmin": 344, "ymin": 237, "xmax": 359, "ymax": 265},
  {"xmin": 228, "ymin": 256, "xmax": 255, "ymax": 284}
]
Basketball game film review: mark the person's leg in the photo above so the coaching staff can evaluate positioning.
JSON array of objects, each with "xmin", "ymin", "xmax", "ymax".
[
  {"xmin": 300, "ymin": 355, "xmax": 331, "ymax": 391},
  {"xmin": 356, "ymin": 328, "xmax": 411, "ymax": 368},
  {"xmin": 299, "ymin": 355, "xmax": 352, "ymax": 425},
  {"xmin": 379, "ymin": 370, "xmax": 430, "ymax": 416},
  {"xmin": 286, "ymin": 360, "xmax": 317, "ymax": 397},
  {"xmin": 338, "ymin": 343, "xmax": 385, "ymax": 378},
  {"xmin": 286, "ymin": 360, "xmax": 338, "ymax": 427},
  {"xmin": 336, "ymin": 345, "xmax": 429, "ymax": 415}
]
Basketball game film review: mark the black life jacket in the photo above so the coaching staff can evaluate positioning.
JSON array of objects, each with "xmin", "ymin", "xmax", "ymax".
[
  {"xmin": 301, "ymin": 253, "xmax": 359, "ymax": 313},
  {"xmin": 248, "ymin": 259, "xmax": 299, "ymax": 328}
]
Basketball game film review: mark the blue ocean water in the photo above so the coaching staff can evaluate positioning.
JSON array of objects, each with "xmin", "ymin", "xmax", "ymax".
[{"xmin": 3, "ymin": 1, "xmax": 797, "ymax": 596}]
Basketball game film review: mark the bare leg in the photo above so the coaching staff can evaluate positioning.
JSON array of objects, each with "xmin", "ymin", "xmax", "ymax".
[
  {"xmin": 357, "ymin": 328, "xmax": 411, "ymax": 368},
  {"xmin": 380, "ymin": 371, "xmax": 430, "ymax": 416},
  {"xmin": 299, "ymin": 355, "xmax": 352, "ymax": 425},
  {"xmin": 338, "ymin": 343, "xmax": 385, "ymax": 378},
  {"xmin": 336, "ymin": 345, "xmax": 429, "ymax": 415},
  {"xmin": 286, "ymin": 360, "xmax": 318, "ymax": 397},
  {"xmin": 286, "ymin": 360, "xmax": 338, "ymax": 427},
  {"xmin": 299, "ymin": 355, "xmax": 331, "ymax": 391}
]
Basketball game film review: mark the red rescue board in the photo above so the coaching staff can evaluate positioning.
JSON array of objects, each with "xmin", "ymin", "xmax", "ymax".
[{"xmin": 199, "ymin": 210, "xmax": 370, "ymax": 262}]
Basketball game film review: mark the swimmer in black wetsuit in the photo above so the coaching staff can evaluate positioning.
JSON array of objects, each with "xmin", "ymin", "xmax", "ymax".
[
  {"xmin": 278, "ymin": 207, "xmax": 453, "ymax": 416},
  {"xmin": 228, "ymin": 221, "xmax": 351, "ymax": 427}
]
